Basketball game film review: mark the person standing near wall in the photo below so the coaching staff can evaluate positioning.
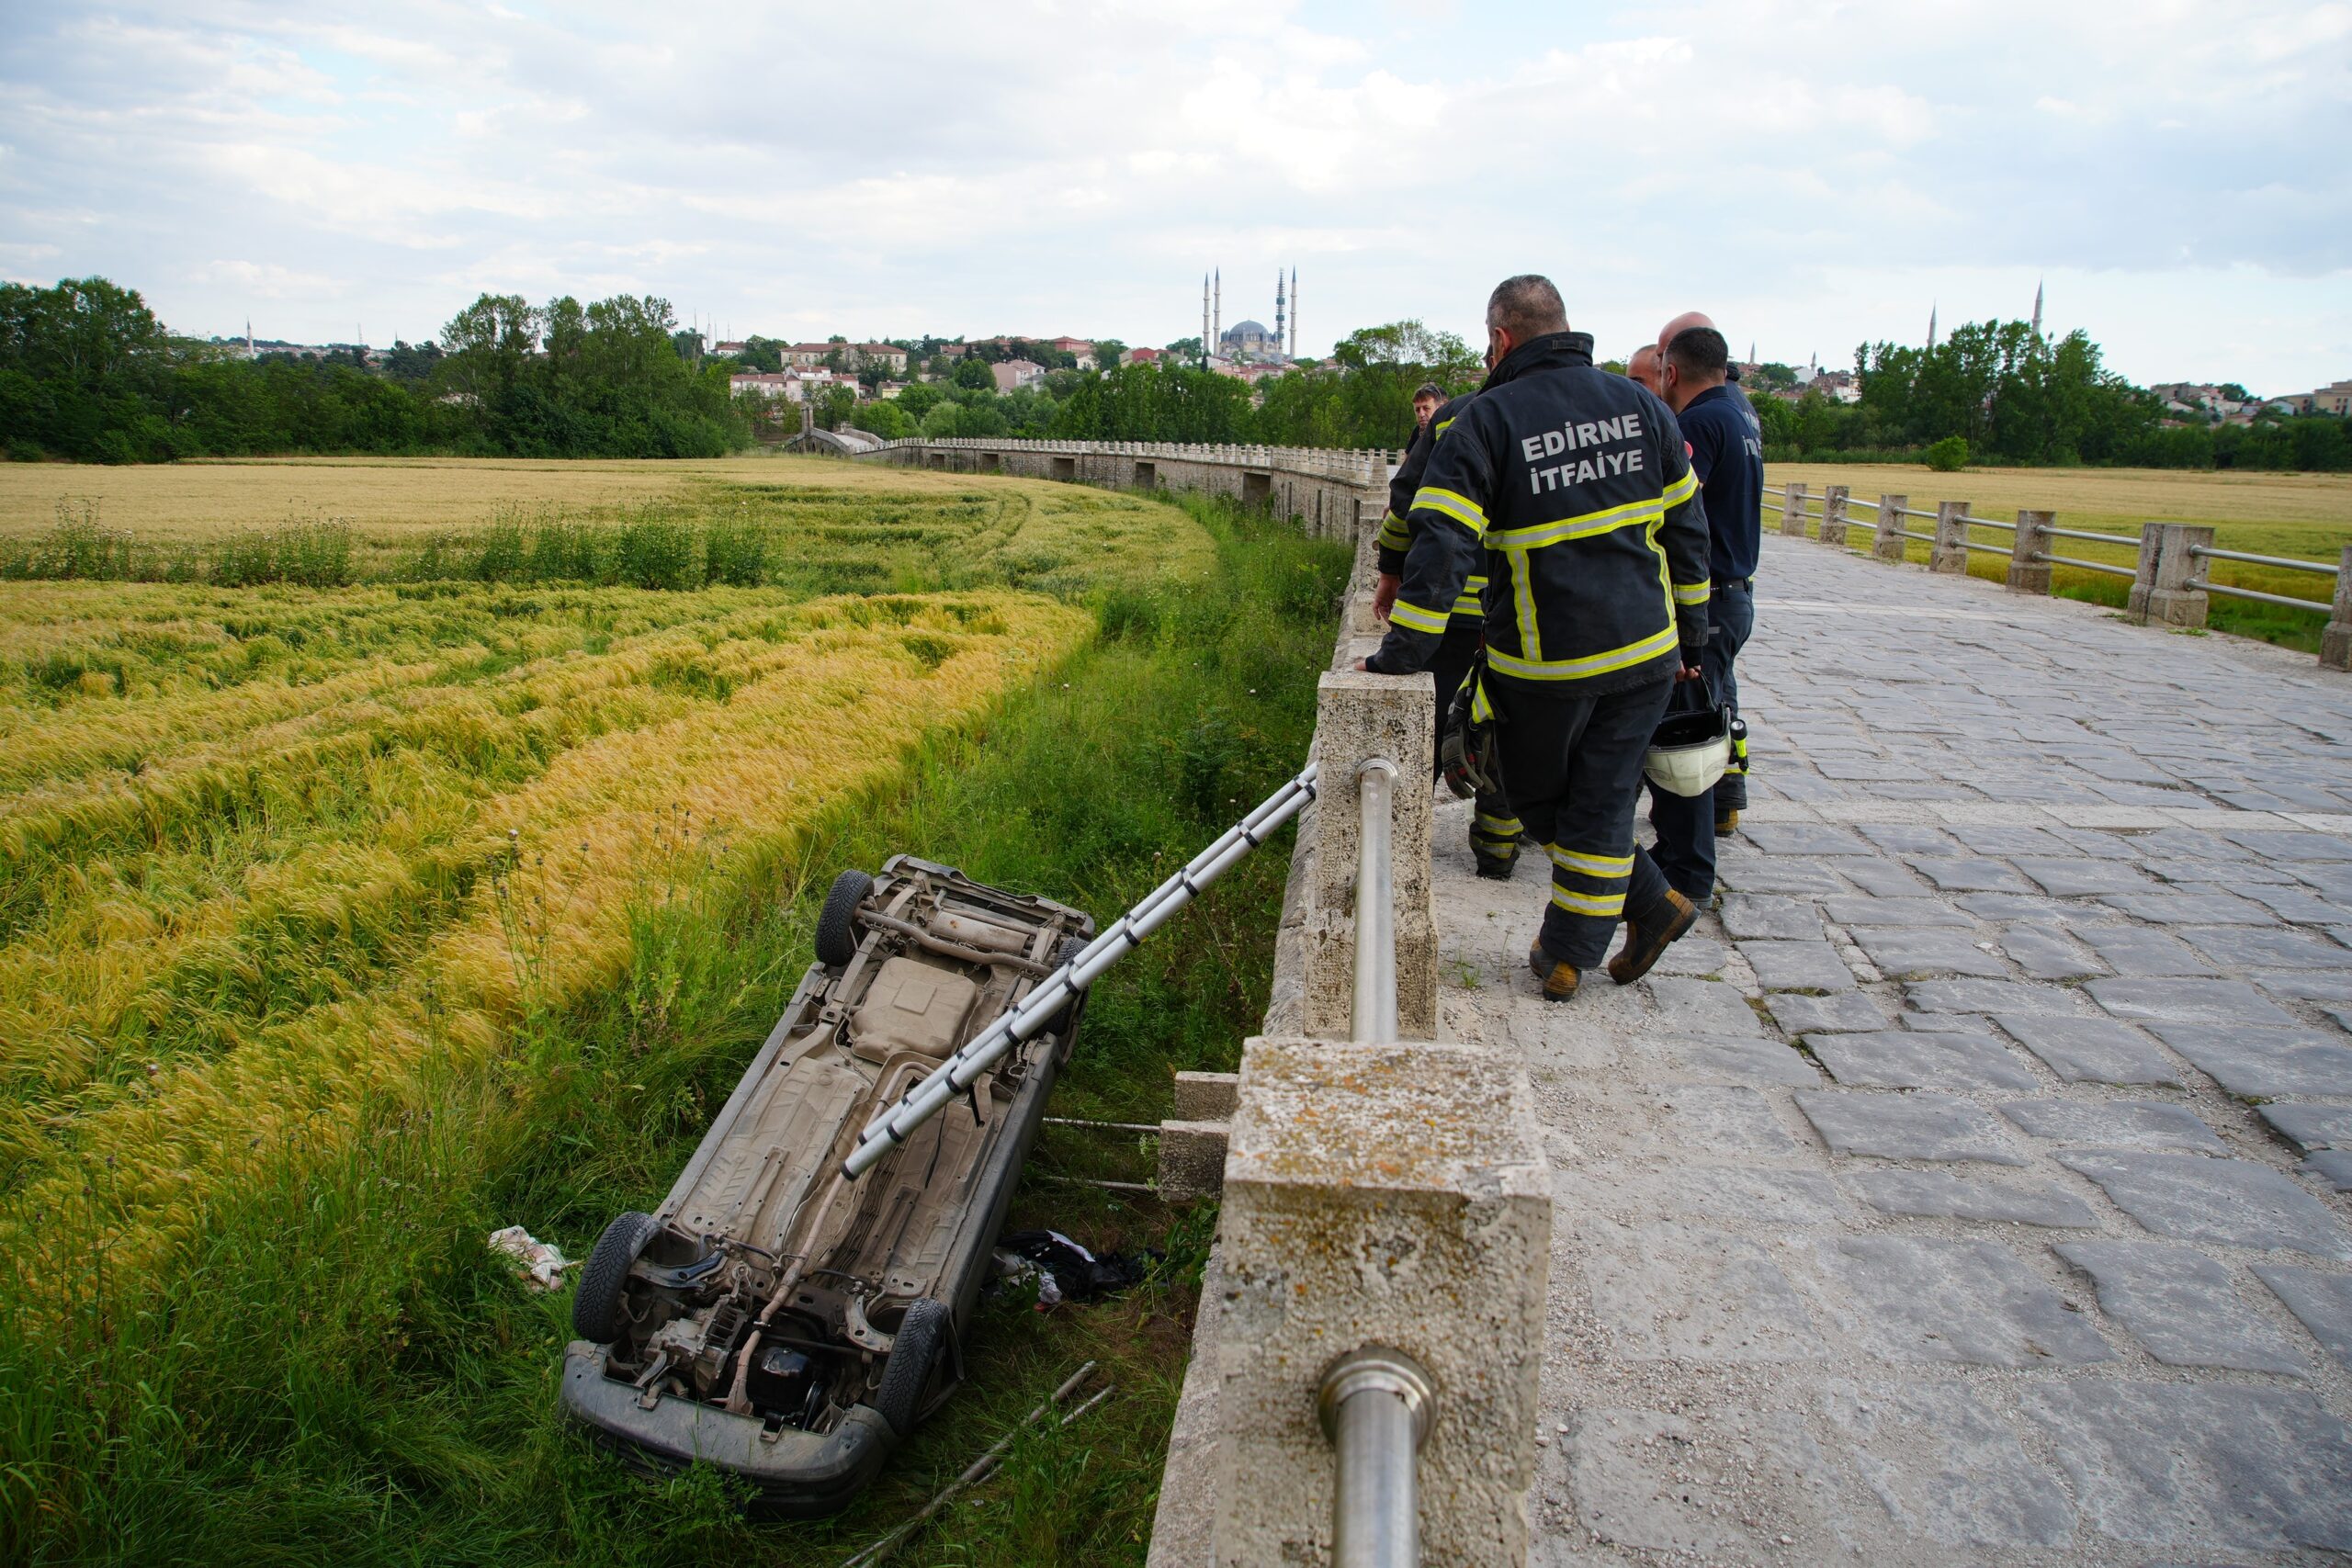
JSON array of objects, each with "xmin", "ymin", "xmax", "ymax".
[
  {"xmin": 1373, "ymin": 380, "xmax": 1521, "ymax": 875},
  {"xmin": 1646, "ymin": 323, "xmax": 1763, "ymax": 909},
  {"xmin": 1358, "ymin": 275, "xmax": 1712, "ymax": 1000}
]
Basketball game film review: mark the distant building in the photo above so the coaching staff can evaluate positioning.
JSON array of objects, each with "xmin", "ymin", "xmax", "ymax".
[
  {"xmin": 1811, "ymin": 369, "xmax": 1860, "ymax": 404},
  {"xmin": 1218, "ymin": 318, "xmax": 1280, "ymax": 358},
  {"xmin": 1124, "ymin": 346, "xmax": 1164, "ymax": 366},
  {"xmin": 729, "ymin": 371, "xmax": 801, "ymax": 401},
  {"xmin": 711, "ymin": 340, "xmax": 749, "ymax": 358},
  {"xmin": 850, "ymin": 343, "xmax": 909, "ymax": 372},
  {"xmin": 2287, "ymin": 378, "xmax": 2352, "ymax": 417},
  {"xmin": 991, "ymin": 358, "xmax": 1045, "ymax": 393},
  {"xmin": 1046, "ymin": 335, "xmax": 1096, "ymax": 369}
]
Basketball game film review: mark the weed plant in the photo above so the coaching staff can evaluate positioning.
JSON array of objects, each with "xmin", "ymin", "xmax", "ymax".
[{"xmin": 0, "ymin": 495, "xmax": 1347, "ymax": 1566}]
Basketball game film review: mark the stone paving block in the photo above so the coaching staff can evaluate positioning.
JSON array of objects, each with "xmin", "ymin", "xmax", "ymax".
[
  {"xmin": 1997, "ymin": 922, "xmax": 2109, "ymax": 980},
  {"xmin": 2181, "ymin": 922, "xmax": 2352, "ymax": 971},
  {"xmin": 1807, "ymin": 1030, "xmax": 2039, "ymax": 1092},
  {"xmin": 1994, "ymin": 1014, "xmax": 2183, "ymax": 1086},
  {"xmin": 2260, "ymin": 1102, "xmax": 2352, "ymax": 1152},
  {"xmin": 2256, "ymin": 969, "xmax": 2352, "ymax": 1003},
  {"xmin": 1820, "ymin": 896, "xmax": 1972, "ymax": 929},
  {"xmin": 1794, "ymin": 1089, "xmax": 2024, "ymax": 1165},
  {"xmin": 2012, "ymin": 857, "xmax": 2158, "ymax": 897},
  {"xmin": 2022, "ymin": 1382, "xmax": 2352, "ymax": 1551},
  {"xmin": 2254, "ymin": 1265, "xmax": 2352, "ymax": 1368},
  {"xmin": 2079, "ymin": 924, "xmax": 2222, "ymax": 977},
  {"xmin": 1998, "ymin": 1098, "xmax": 2222, "ymax": 1153},
  {"xmin": 2218, "ymin": 827, "xmax": 2352, "ymax": 861},
  {"xmin": 1654, "ymin": 1034, "xmax": 1821, "ymax": 1086},
  {"xmin": 1842, "ymin": 860, "xmax": 1934, "ymax": 897},
  {"xmin": 1588, "ymin": 1225, "xmax": 1826, "ymax": 1362},
  {"xmin": 1653, "ymin": 1086, "xmax": 1799, "ymax": 1156},
  {"xmin": 1766, "ymin": 991, "xmax": 1889, "ymax": 1035},
  {"xmin": 1718, "ymin": 893, "xmax": 1821, "ymax": 941},
  {"xmin": 1905, "ymin": 979, "xmax": 2088, "ymax": 1016},
  {"xmin": 2146, "ymin": 1023, "xmax": 2352, "ymax": 1098},
  {"xmin": 1716, "ymin": 859, "xmax": 1849, "ymax": 896},
  {"xmin": 1561, "ymin": 1407, "xmax": 1749, "ymax": 1554},
  {"xmin": 2086, "ymin": 976, "xmax": 2297, "ymax": 1026},
  {"xmin": 2305, "ymin": 1150, "xmax": 2352, "ymax": 1192},
  {"xmin": 2054, "ymin": 1241, "xmax": 2311, "ymax": 1374},
  {"xmin": 2057, "ymin": 1151, "xmax": 2352, "ymax": 1258},
  {"xmin": 2098, "ymin": 889, "xmax": 2281, "ymax": 926},
  {"xmin": 1738, "ymin": 940, "xmax": 1856, "ymax": 993},
  {"xmin": 1817, "ymin": 1381, "xmax": 2075, "ymax": 1548},
  {"xmin": 1649, "ymin": 933, "xmax": 1727, "ymax": 976},
  {"xmin": 1646, "ymin": 977, "xmax": 1765, "ymax": 1036},
  {"xmin": 1824, "ymin": 1236, "xmax": 2112, "ymax": 1366},
  {"xmin": 1849, "ymin": 1169, "xmax": 2098, "ymax": 1227},
  {"xmin": 1743, "ymin": 822, "xmax": 1871, "ymax": 856},
  {"xmin": 1851, "ymin": 927, "xmax": 2008, "ymax": 979},
  {"xmin": 1951, "ymin": 824, "xmax": 2081, "ymax": 857},
  {"xmin": 1857, "ymin": 824, "xmax": 1954, "ymax": 853},
  {"xmin": 2292, "ymin": 862, "xmax": 2352, "ymax": 900},
  {"xmin": 2242, "ymin": 884, "xmax": 2352, "ymax": 924},
  {"xmin": 1905, "ymin": 856, "xmax": 2032, "ymax": 893},
  {"xmin": 1951, "ymin": 891, "xmax": 2078, "ymax": 920}
]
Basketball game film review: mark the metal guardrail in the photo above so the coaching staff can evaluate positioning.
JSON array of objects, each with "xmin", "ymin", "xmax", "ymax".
[
  {"xmin": 2046, "ymin": 525, "xmax": 2143, "ymax": 547},
  {"xmin": 2185, "ymin": 542, "xmax": 2339, "ymax": 615},
  {"xmin": 2032, "ymin": 551, "xmax": 2138, "ymax": 578},
  {"xmin": 1351, "ymin": 757, "xmax": 1399, "ymax": 1044},
  {"xmin": 2193, "ymin": 545, "xmax": 2342, "ymax": 576},
  {"xmin": 1319, "ymin": 1348, "xmax": 1436, "ymax": 1568},
  {"xmin": 2186, "ymin": 579, "xmax": 2335, "ymax": 611}
]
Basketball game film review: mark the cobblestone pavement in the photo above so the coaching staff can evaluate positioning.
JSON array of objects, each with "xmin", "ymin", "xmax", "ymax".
[{"xmin": 1430, "ymin": 535, "xmax": 2352, "ymax": 1565}]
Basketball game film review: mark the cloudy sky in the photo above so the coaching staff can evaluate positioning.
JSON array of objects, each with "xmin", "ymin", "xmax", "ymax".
[{"xmin": 3, "ymin": 1, "xmax": 2346, "ymax": 390}]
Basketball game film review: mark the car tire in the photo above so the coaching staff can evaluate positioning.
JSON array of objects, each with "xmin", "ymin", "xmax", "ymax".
[
  {"xmin": 573, "ymin": 1210, "xmax": 662, "ymax": 1343},
  {"xmin": 865, "ymin": 1297, "xmax": 951, "ymax": 1438},
  {"xmin": 815, "ymin": 869, "xmax": 874, "ymax": 968}
]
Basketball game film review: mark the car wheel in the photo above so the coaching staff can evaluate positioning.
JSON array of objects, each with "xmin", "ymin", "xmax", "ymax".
[
  {"xmin": 573, "ymin": 1210, "xmax": 662, "ymax": 1343},
  {"xmin": 865, "ymin": 1297, "xmax": 951, "ymax": 1438},
  {"xmin": 815, "ymin": 869, "xmax": 875, "ymax": 968}
]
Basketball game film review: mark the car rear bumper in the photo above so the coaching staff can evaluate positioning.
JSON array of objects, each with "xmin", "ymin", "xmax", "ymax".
[{"xmin": 560, "ymin": 1343, "xmax": 897, "ymax": 1517}]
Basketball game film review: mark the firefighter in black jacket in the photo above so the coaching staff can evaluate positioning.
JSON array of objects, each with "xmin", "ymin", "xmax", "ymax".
[
  {"xmin": 1373, "ymin": 388, "xmax": 1522, "ymax": 876},
  {"xmin": 1358, "ymin": 275, "xmax": 1711, "ymax": 1001}
]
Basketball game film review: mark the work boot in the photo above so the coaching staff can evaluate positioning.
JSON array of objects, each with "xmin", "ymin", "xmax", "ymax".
[
  {"xmin": 1473, "ymin": 848, "xmax": 1518, "ymax": 881},
  {"xmin": 1715, "ymin": 809, "xmax": 1740, "ymax": 836},
  {"xmin": 1527, "ymin": 942, "xmax": 1580, "ymax": 1002},
  {"xmin": 1607, "ymin": 888, "xmax": 1700, "ymax": 986}
]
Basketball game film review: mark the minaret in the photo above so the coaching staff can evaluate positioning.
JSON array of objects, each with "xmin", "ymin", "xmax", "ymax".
[
  {"xmin": 1213, "ymin": 269, "xmax": 1221, "ymax": 355},
  {"xmin": 1274, "ymin": 269, "xmax": 1285, "ymax": 357},
  {"xmin": 245, "ymin": 319, "xmax": 253, "ymax": 356},
  {"xmin": 1927, "ymin": 303, "xmax": 1938, "ymax": 350},
  {"xmin": 1289, "ymin": 268, "xmax": 1297, "ymax": 358},
  {"xmin": 1202, "ymin": 274, "xmax": 1210, "ymax": 367},
  {"xmin": 2031, "ymin": 278, "xmax": 2043, "ymax": 337}
]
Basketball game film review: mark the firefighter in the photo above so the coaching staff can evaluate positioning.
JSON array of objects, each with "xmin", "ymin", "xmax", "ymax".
[
  {"xmin": 1357, "ymin": 275, "xmax": 1711, "ymax": 1000},
  {"xmin": 1372, "ymin": 380, "xmax": 1521, "ymax": 875},
  {"xmin": 1624, "ymin": 343, "xmax": 1662, "ymax": 395},
  {"xmin": 1646, "ymin": 323, "xmax": 1762, "ymax": 908}
]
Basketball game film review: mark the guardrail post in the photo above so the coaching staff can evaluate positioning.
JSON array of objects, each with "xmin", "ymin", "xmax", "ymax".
[
  {"xmin": 2322, "ymin": 544, "xmax": 2352, "ymax": 671},
  {"xmin": 2007, "ymin": 509, "xmax": 2054, "ymax": 594},
  {"xmin": 1930, "ymin": 501, "xmax": 1970, "ymax": 574},
  {"xmin": 1781, "ymin": 480, "xmax": 1808, "ymax": 537},
  {"xmin": 1873, "ymin": 492, "xmax": 1907, "ymax": 561},
  {"xmin": 2128, "ymin": 523, "xmax": 2213, "ymax": 628},
  {"xmin": 1819, "ymin": 484, "xmax": 1849, "ymax": 547},
  {"xmin": 1306, "ymin": 671, "xmax": 1435, "ymax": 1041}
]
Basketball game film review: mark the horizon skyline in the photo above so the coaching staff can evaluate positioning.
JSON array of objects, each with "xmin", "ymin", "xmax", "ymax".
[{"xmin": 5, "ymin": 3, "xmax": 2344, "ymax": 393}]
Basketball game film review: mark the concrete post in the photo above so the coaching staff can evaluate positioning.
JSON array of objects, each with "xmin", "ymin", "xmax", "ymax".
[
  {"xmin": 1781, "ymin": 481, "xmax": 1808, "ymax": 537},
  {"xmin": 2128, "ymin": 523, "xmax": 2214, "ymax": 628},
  {"xmin": 1930, "ymin": 501, "xmax": 1970, "ymax": 574},
  {"xmin": 1873, "ymin": 493, "xmax": 1908, "ymax": 561},
  {"xmin": 1207, "ymin": 1036, "xmax": 1552, "ymax": 1567},
  {"xmin": 2007, "ymin": 509, "xmax": 2054, "ymax": 595},
  {"xmin": 2324, "ymin": 545, "xmax": 2352, "ymax": 671},
  {"xmin": 1820, "ymin": 484, "xmax": 1849, "ymax": 547},
  {"xmin": 1305, "ymin": 671, "xmax": 1436, "ymax": 1042}
]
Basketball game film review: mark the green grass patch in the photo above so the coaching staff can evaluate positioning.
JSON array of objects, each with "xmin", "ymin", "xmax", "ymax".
[{"xmin": 0, "ymin": 496, "xmax": 1348, "ymax": 1567}]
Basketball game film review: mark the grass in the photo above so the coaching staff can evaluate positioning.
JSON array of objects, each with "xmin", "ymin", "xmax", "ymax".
[
  {"xmin": 1766, "ymin": 461, "xmax": 2350, "ymax": 651},
  {"xmin": 0, "ymin": 470, "xmax": 1349, "ymax": 1566}
]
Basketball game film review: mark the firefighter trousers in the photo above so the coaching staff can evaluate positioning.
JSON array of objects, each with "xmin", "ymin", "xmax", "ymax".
[
  {"xmin": 1490, "ymin": 674, "xmax": 1676, "ymax": 970},
  {"xmin": 1429, "ymin": 619, "xmax": 1520, "ymax": 865}
]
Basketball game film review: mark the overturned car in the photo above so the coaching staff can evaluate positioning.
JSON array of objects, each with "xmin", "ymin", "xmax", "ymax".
[{"xmin": 560, "ymin": 856, "xmax": 1093, "ymax": 1515}]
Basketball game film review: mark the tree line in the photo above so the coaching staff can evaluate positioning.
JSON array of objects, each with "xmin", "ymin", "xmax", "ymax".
[{"xmin": 3, "ymin": 276, "xmax": 2342, "ymax": 471}]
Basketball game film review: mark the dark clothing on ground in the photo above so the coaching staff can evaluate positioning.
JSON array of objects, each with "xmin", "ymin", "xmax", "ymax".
[
  {"xmin": 1365, "ymin": 332, "xmax": 1709, "ymax": 700},
  {"xmin": 1678, "ymin": 382, "xmax": 1764, "ymax": 586},
  {"xmin": 1647, "ymin": 579, "xmax": 1754, "ymax": 901},
  {"xmin": 1491, "ymin": 676, "xmax": 1677, "ymax": 968}
]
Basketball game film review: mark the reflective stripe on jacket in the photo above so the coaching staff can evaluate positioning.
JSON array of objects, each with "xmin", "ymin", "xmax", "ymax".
[
  {"xmin": 1368, "ymin": 332, "xmax": 1708, "ymax": 697},
  {"xmin": 1379, "ymin": 393, "xmax": 1485, "ymax": 626}
]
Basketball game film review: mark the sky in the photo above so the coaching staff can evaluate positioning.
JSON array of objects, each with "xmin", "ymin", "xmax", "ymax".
[{"xmin": 2, "ymin": 1, "xmax": 2347, "ymax": 392}]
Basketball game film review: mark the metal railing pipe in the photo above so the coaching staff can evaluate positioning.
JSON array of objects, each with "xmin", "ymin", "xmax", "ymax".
[
  {"xmin": 2043, "ymin": 525, "xmax": 2143, "ymax": 547},
  {"xmin": 2033, "ymin": 551, "xmax": 2139, "ymax": 577},
  {"xmin": 1351, "ymin": 757, "xmax": 1399, "ymax": 1044},
  {"xmin": 1319, "ymin": 1348, "xmax": 1435, "ymax": 1568},
  {"xmin": 2188, "ymin": 546, "xmax": 2341, "ymax": 575},
  {"xmin": 2184, "ymin": 579, "xmax": 2333, "ymax": 612}
]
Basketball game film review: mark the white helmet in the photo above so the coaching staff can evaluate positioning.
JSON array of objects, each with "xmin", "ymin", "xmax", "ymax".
[{"xmin": 1644, "ymin": 682, "xmax": 1732, "ymax": 797}]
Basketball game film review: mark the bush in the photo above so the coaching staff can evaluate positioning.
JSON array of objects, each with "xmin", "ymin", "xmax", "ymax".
[{"xmin": 1924, "ymin": 435, "xmax": 1969, "ymax": 472}]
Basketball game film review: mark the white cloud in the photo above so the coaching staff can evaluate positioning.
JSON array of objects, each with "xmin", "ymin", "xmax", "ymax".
[{"xmin": 0, "ymin": 0, "xmax": 2342, "ymax": 389}]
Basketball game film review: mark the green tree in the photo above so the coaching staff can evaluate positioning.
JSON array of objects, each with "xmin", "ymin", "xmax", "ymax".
[{"xmin": 953, "ymin": 356, "xmax": 996, "ymax": 391}]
